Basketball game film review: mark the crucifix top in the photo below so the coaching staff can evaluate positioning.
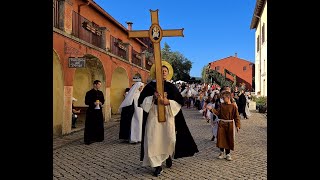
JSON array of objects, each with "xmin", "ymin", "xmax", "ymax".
[{"xmin": 128, "ymin": 9, "xmax": 184, "ymax": 122}]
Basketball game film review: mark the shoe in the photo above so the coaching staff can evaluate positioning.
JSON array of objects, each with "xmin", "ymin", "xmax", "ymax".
[
  {"xmin": 225, "ymin": 154, "xmax": 232, "ymax": 161},
  {"xmin": 153, "ymin": 166, "xmax": 163, "ymax": 177},
  {"xmin": 211, "ymin": 136, "xmax": 215, "ymax": 141},
  {"xmin": 218, "ymin": 151, "xmax": 225, "ymax": 159},
  {"xmin": 72, "ymin": 125, "xmax": 76, "ymax": 128},
  {"xmin": 84, "ymin": 141, "xmax": 92, "ymax": 145},
  {"xmin": 166, "ymin": 156, "xmax": 172, "ymax": 168}
]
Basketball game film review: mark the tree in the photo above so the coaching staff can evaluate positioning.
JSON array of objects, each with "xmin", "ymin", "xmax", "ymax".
[
  {"xmin": 205, "ymin": 69, "xmax": 233, "ymax": 87},
  {"xmin": 201, "ymin": 65, "xmax": 209, "ymax": 83},
  {"xmin": 161, "ymin": 43, "xmax": 192, "ymax": 81}
]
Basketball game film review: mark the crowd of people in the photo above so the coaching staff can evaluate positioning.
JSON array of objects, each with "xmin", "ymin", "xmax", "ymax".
[{"xmin": 74, "ymin": 62, "xmax": 254, "ymax": 177}]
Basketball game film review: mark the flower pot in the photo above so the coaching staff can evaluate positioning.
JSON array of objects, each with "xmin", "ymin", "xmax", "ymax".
[{"xmin": 258, "ymin": 106, "xmax": 267, "ymax": 113}]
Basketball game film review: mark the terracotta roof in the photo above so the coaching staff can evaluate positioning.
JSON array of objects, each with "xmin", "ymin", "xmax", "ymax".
[
  {"xmin": 210, "ymin": 56, "xmax": 254, "ymax": 64},
  {"xmin": 250, "ymin": 0, "xmax": 267, "ymax": 29}
]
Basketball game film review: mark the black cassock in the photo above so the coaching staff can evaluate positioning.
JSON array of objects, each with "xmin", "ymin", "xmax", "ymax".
[
  {"xmin": 238, "ymin": 93, "xmax": 247, "ymax": 115},
  {"xmin": 138, "ymin": 81, "xmax": 199, "ymax": 161},
  {"xmin": 84, "ymin": 89, "xmax": 105, "ymax": 144},
  {"xmin": 119, "ymin": 101, "xmax": 134, "ymax": 140}
]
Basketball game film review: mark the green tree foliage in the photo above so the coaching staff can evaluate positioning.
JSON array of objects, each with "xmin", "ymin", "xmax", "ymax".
[
  {"xmin": 161, "ymin": 43, "xmax": 192, "ymax": 81},
  {"xmin": 201, "ymin": 65, "xmax": 209, "ymax": 83},
  {"xmin": 205, "ymin": 69, "xmax": 233, "ymax": 87}
]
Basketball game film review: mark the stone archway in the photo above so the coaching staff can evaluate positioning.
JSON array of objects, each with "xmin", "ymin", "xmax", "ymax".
[
  {"xmin": 53, "ymin": 50, "xmax": 64, "ymax": 137},
  {"xmin": 110, "ymin": 67, "xmax": 129, "ymax": 114},
  {"xmin": 72, "ymin": 54, "xmax": 107, "ymax": 123}
]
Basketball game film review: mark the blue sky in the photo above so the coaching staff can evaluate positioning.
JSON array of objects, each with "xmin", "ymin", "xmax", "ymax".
[{"xmin": 94, "ymin": 0, "xmax": 256, "ymax": 77}]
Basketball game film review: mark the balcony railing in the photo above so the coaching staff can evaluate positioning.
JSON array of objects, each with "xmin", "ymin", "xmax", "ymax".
[
  {"xmin": 72, "ymin": 11, "xmax": 103, "ymax": 49},
  {"xmin": 110, "ymin": 36, "xmax": 128, "ymax": 60},
  {"xmin": 132, "ymin": 49, "xmax": 142, "ymax": 67}
]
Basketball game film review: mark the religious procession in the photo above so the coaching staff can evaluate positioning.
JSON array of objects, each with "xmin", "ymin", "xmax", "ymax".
[{"xmin": 53, "ymin": 0, "xmax": 267, "ymax": 179}]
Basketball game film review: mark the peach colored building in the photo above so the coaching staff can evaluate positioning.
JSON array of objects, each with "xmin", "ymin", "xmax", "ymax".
[
  {"xmin": 53, "ymin": 0, "xmax": 154, "ymax": 136},
  {"xmin": 208, "ymin": 54, "xmax": 255, "ymax": 91}
]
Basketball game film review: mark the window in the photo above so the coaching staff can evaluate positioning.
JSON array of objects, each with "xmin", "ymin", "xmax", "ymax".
[
  {"xmin": 262, "ymin": 23, "xmax": 265, "ymax": 43},
  {"xmin": 243, "ymin": 66, "xmax": 247, "ymax": 71}
]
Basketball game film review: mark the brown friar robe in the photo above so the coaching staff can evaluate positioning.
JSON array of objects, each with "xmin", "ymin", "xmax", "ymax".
[{"xmin": 211, "ymin": 103, "xmax": 240, "ymax": 150}]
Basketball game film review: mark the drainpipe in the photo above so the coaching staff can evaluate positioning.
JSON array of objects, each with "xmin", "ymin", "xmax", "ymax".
[{"xmin": 255, "ymin": 14, "xmax": 262, "ymax": 95}]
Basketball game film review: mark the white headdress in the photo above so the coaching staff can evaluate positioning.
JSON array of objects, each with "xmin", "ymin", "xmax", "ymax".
[{"xmin": 118, "ymin": 82, "xmax": 144, "ymax": 112}]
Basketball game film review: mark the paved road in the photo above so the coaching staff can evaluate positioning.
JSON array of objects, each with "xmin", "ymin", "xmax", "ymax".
[{"xmin": 53, "ymin": 107, "xmax": 267, "ymax": 180}]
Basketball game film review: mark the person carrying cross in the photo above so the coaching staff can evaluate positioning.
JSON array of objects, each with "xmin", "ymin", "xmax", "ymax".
[{"xmin": 138, "ymin": 61, "xmax": 199, "ymax": 177}]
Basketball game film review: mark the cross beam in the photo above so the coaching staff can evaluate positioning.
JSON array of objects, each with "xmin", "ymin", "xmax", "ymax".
[{"xmin": 128, "ymin": 9, "xmax": 184, "ymax": 122}]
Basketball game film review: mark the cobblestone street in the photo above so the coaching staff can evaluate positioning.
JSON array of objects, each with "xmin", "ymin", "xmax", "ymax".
[{"xmin": 53, "ymin": 107, "xmax": 267, "ymax": 180}]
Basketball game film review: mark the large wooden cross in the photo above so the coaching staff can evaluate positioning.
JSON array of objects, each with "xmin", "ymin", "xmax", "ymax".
[{"xmin": 128, "ymin": 9, "xmax": 184, "ymax": 122}]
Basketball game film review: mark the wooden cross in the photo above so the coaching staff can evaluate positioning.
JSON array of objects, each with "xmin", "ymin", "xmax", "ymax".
[{"xmin": 128, "ymin": 9, "xmax": 184, "ymax": 122}]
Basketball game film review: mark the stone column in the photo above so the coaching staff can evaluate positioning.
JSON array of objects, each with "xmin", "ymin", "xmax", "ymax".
[
  {"xmin": 127, "ymin": 44, "xmax": 132, "ymax": 63},
  {"xmin": 104, "ymin": 87, "xmax": 111, "ymax": 122},
  {"xmin": 62, "ymin": 86, "xmax": 73, "ymax": 135},
  {"xmin": 141, "ymin": 52, "xmax": 146, "ymax": 68},
  {"xmin": 58, "ymin": 0, "xmax": 73, "ymax": 34},
  {"xmin": 99, "ymin": 27, "xmax": 107, "ymax": 50}
]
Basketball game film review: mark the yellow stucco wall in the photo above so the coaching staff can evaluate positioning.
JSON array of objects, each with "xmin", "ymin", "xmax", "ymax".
[
  {"xmin": 110, "ymin": 67, "xmax": 129, "ymax": 114},
  {"xmin": 73, "ymin": 68, "xmax": 91, "ymax": 107},
  {"xmin": 53, "ymin": 50, "xmax": 64, "ymax": 136}
]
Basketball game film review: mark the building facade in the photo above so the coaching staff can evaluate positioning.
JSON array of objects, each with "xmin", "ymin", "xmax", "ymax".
[
  {"xmin": 208, "ymin": 54, "xmax": 255, "ymax": 91},
  {"xmin": 53, "ymin": 0, "xmax": 154, "ymax": 136},
  {"xmin": 250, "ymin": 0, "xmax": 267, "ymax": 96}
]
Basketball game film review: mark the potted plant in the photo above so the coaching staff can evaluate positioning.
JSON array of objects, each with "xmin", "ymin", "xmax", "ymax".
[{"xmin": 255, "ymin": 96, "xmax": 267, "ymax": 113}]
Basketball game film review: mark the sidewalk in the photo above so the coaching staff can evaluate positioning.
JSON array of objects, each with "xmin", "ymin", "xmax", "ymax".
[{"xmin": 53, "ymin": 115, "xmax": 120, "ymax": 150}]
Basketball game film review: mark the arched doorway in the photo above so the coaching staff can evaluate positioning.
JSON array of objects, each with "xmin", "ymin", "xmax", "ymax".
[
  {"xmin": 110, "ymin": 67, "xmax": 129, "ymax": 114},
  {"xmin": 72, "ymin": 54, "xmax": 106, "ymax": 125},
  {"xmin": 53, "ymin": 50, "xmax": 64, "ymax": 137}
]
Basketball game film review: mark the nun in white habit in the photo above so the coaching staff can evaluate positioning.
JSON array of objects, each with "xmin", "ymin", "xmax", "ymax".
[{"xmin": 118, "ymin": 82, "xmax": 144, "ymax": 143}]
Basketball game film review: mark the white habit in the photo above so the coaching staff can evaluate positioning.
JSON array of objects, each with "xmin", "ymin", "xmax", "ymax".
[
  {"xmin": 130, "ymin": 92, "xmax": 143, "ymax": 143},
  {"xmin": 141, "ymin": 96, "xmax": 181, "ymax": 167},
  {"xmin": 118, "ymin": 82, "xmax": 144, "ymax": 143}
]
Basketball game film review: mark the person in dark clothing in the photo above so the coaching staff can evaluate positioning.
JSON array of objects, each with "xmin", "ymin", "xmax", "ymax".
[
  {"xmin": 237, "ymin": 89, "xmax": 248, "ymax": 119},
  {"xmin": 84, "ymin": 80, "xmax": 105, "ymax": 145}
]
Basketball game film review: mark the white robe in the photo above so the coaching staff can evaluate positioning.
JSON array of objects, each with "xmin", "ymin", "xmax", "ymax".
[
  {"xmin": 141, "ymin": 96, "xmax": 181, "ymax": 167},
  {"xmin": 130, "ymin": 92, "xmax": 143, "ymax": 143}
]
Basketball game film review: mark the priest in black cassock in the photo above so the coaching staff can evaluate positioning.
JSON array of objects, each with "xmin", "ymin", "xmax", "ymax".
[
  {"xmin": 84, "ymin": 80, "xmax": 105, "ymax": 145},
  {"xmin": 138, "ymin": 61, "xmax": 199, "ymax": 177}
]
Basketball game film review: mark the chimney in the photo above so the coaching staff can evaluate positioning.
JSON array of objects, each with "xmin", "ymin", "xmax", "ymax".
[
  {"xmin": 126, "ymin": 21, "xmax": 133, "ymax": 31},
  {"xmin": 235, "ymin": 52, "xmax": 238, "ymax": 57}
]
